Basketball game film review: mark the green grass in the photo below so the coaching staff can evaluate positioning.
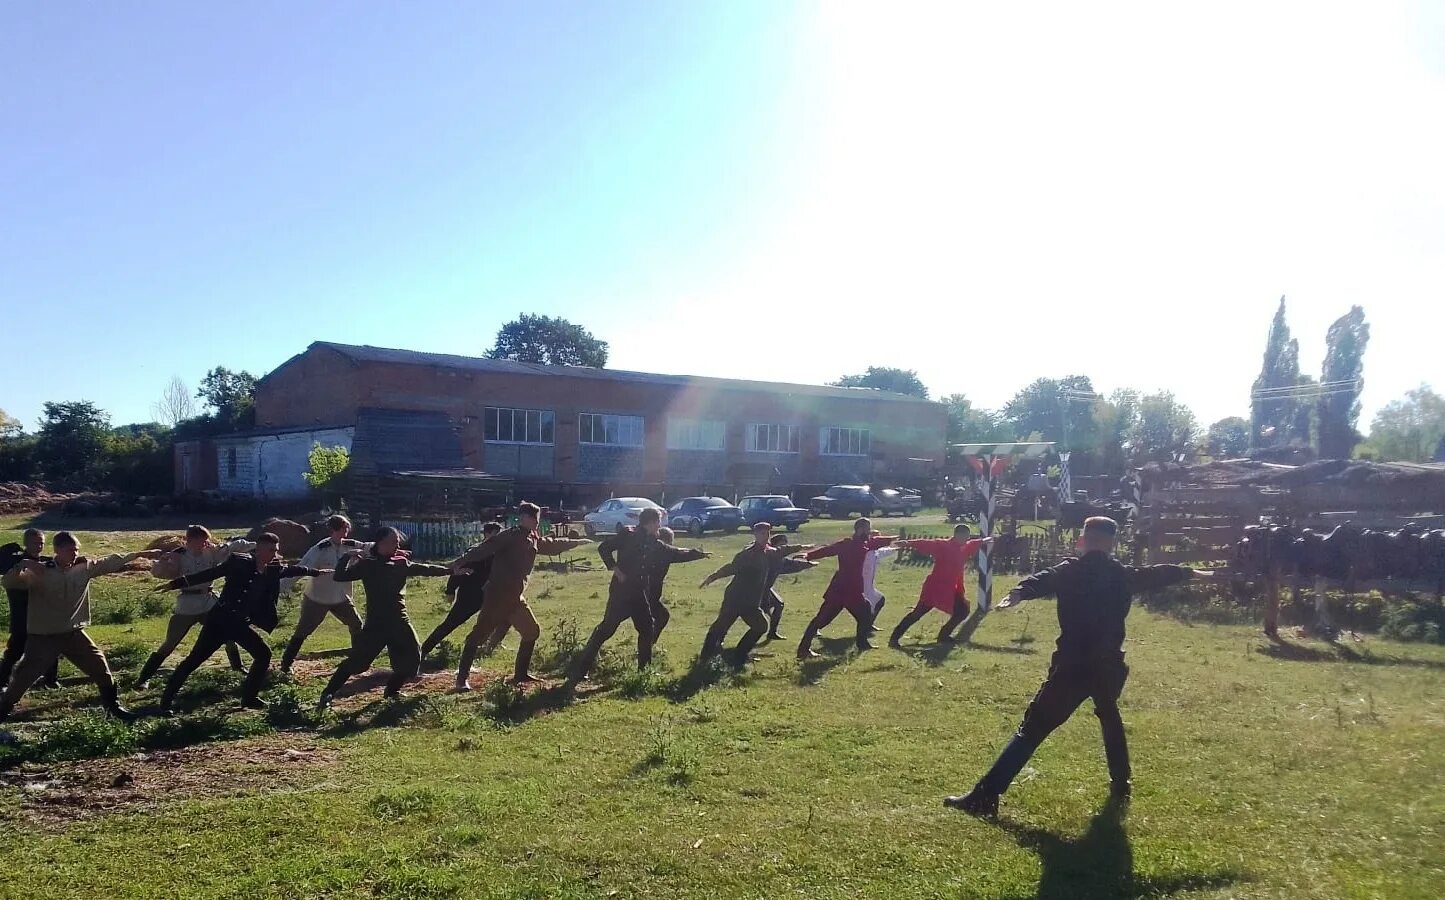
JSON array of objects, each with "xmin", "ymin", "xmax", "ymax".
[{"xmin": 1, "ymin": 515, "xmax": 1442, "ymax": 898}]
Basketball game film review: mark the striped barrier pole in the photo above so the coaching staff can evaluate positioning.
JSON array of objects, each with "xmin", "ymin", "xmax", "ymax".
[
  {"xmin": 1056, "ymin": 451, "xmax": 1072, "ymax": 504},
  {"xmin": 954, "ymin": 442, "xmax": 1055, "ymax": 615}
]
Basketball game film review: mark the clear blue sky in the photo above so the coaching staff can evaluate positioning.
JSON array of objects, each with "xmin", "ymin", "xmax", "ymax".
[{"xmin": 3, "ymin": 2, "xmax": 1442, "ymax": 432}]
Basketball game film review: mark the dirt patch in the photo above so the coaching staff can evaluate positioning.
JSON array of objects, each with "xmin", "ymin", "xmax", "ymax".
[
  {"xmin": 0, "ymin": 735, "xmax": 341, "ymax": 827},
  {"xmin": 145, "ymin": 534, "xmax": 185, "ymax": 552},
  {"xmin": 285, "ymin": 659, "xmax": 565, "ymax": 709}
]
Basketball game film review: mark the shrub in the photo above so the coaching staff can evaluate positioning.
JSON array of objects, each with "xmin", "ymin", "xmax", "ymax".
[
  {"xmin": 431, "ymin": 639, "xmax": 458, "ymax": 670},
  {"xmin": 31, "ymin": 713, "xmax": 138, "ymax": 763},
  {"xmin": 93, "ymin": 596, "xmax": 140, "ymax": 625},
  {"xmin": 536, "ymin": 617, "xmax": 580, "ymax": 672},
  {"xmin": 481, "ymin": 679, "xmax": 526, "ymax": 722},
  {"xmin": 143, "ymin": 710, "xmax": 268, "ymax": 750},
  {"xmin": 1380, "ymin": 596, "xmax": 1445, "ymax": 644},
  {"xmin": 263, "ymin": 682, "xmax": 320, "ymax": 729},
  {"xmin": 140, "ymin": 593, "xmax": 172, "ymax": 618}
]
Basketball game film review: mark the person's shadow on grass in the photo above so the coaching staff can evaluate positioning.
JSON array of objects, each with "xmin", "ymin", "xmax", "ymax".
[{"xmin": 996, "ymin": 798, "xmax": 1244, "ymax": 900}]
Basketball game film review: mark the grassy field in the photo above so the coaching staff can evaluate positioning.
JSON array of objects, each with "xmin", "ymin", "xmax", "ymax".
[{"xmin": 0, "ymin": 513, "xmax": 1441, "ymax": 899}]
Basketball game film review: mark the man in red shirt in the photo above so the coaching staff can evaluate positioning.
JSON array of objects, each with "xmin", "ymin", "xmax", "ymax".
[
  {"xmin": 797, "ymin": 518, "xmax": 895, "ymax": 659},
  {"xmin": 889, "ymin": 524, "xmax": 995, "ymax": 646}
]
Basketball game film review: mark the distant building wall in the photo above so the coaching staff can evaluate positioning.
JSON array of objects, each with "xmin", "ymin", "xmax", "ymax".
[{"xmin": 212, "ymin": 427, "xmax": 354, "ymax": 500}]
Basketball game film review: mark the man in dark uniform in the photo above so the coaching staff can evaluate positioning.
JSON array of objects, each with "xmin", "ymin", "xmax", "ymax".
[
  {"xmin": 569, "ymin": 509, "xmax": 710, "ymax": 681},
  {"xmin": 154, "ymin": 533, "xmax": 327, "ymax": 713},
  {"xmin": 946, "ymin": 517, "xmax": 1204, "ymax": 817},
  {"xmin": 698, "ymin": 523, "xmax": 815, "ymax": 665},
  {"xmin": 0, "ymin": 529, "xmax": 59, "ymax": 691},
  {"xmin": 420, "ymin": 521, "xmax": 505, "ymax": 662}
]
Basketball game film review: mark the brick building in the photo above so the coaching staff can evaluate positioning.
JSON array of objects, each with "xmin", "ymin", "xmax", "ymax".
[{"xmin": 199, "ymin": 341, "xmax": 946, "ymax": 515}]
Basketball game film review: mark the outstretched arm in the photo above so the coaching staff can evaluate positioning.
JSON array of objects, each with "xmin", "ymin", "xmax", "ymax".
[
  {"xmin": 451, "ymin": 535, "xmax": 504, "ymax": 569},
  {"xmin": 804, "ymin": 540, "xmax": 845, "ymax": 562},
  {"xmin": 997, "ymin": 561, "xmax": 1070, "ymax": 609},
  {"xmin": 1128, "ymin": 564, "xmax": 1197, "ymax": 592},
  {"xmin": 536, "ymin": 536, "xmax": 592, "ymax": 556},
  {"xmin": 155, "ymin": 558, "xmax": 228, "ymax": 592},
  {"xmin": 699, "ymin": 561, "xmax": 737, "ymax": 588},
  {"xmin": 332, "ymin": 553, "xmax": 368, "ymax": 583},
  {"xmin": 777, "ymin": 557, "xmax": 818, "ymax": 576},
  {"xmin": 597, "ymin": 534, "xmax": 623, "ymax": 570},
  {"xmin": 403, "ymin": 561, "xmax": 454, "ymax": 577}
]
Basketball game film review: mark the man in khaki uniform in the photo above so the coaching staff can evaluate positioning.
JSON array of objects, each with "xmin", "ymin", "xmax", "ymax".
[
  {"xmin": 449, "ymin": 502, "xmax": 590, "ymax": 687},
  {"xmin": 0, "ymin": 532, "xmax": 161, "ymax": 723},
  {"xmin": 136, "ymin": 524, "xmax": 255, "ymax": 687}
]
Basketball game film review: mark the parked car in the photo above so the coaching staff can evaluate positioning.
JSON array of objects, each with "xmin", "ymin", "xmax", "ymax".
[
  {"xmin": 809, "ymin": 485, "xmax": 877, "ymax": 519},
  {"xmin": 668, "ymin": 497, "xmax": 745, "ymax": 536},
  {"xmin": 873, "ymin": 487, "xmax": 922, "ymax": 517},
  {"xmin": 738, "ymin": 495, "xmax": 810, "ymax": 532},
  {"xmin": 582, "ymin": 497, "xmax": 667, "ymax": 536}
]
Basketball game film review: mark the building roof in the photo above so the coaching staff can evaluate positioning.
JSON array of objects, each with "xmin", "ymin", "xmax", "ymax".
[{"xmin": 303, "ymin": 341, "xmax": 937, "ymax": 405}]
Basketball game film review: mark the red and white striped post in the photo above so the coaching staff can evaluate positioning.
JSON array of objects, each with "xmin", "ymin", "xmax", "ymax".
[{"xmin": 955, "ymin": 442, "xmax": 1055, "ymax": 612}]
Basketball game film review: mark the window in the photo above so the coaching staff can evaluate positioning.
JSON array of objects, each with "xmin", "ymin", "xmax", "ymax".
[
  {"xmin": 820, "ymin": 427, "xmax": 871, "ymax": 456},
  {"xmin": 745, "ymin": 423, "xmax": 800, "ymax": 453},
  {"xmin": 226, "ymin": 448, "xmax": 237, "ymax": 478},
  {"xmin": 667, "ymin": 419, "xmax": 725, "ymax": 451},
  {"xmin": 580, "ymin": 413, "xmax": 644, "ymax": 447},
  {"xmin": 484, "ymin": 407, "xmax": 555, "ymax": 445}
]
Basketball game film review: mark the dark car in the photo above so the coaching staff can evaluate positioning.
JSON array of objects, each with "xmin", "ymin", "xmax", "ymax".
[
  {"xmin": 738, "ymin": 495, "xmax": 810, "ymax": 532},
  {"xmin": 667, "ymin": 497, "xmax": 745, "ymax": 536},
  {"xmin": 809, "ymin": 485, "xmax": 877, "ymax": 519}
]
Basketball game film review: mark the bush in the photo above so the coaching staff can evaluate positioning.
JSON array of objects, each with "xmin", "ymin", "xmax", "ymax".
[
  {"xmin": 143, "ymin": 710, "xmax": 268, "ymax": 750},
  {"xmin": 140, "ymin": 593, "xmax": 172, "ymax": 618},
  {"xmin": 31, "ymin": 713, "xmax": 138, "ymax": 763},
  {"xmin": 93, "ymin": 596, "xmax": 140, "ymax": 625},
  {"xmin": 1380, "ymin": 596, "xmax": 1445, "ymax": 644},
  {"xmin": 264, "ymin": 682, "xmax": 321, "ymax": 730},
  {"xmin": 616, "ymin": 667, "xmax": 669, "ymax": 699},
  {"xmin": 536, "ymin": 617, "xmax": 580, "ymax": 672},
  {"xmin": 430, "ymin": 639, "xmax": 458, "ymax": 670},
  {"xmin": 481, "ymin": 679, "xmax": 526, "ymax": 722}
]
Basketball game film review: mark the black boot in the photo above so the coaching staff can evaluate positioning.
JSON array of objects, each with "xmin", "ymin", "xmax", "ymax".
[
  {"xmin": 796, "ymin": 622, "xmax": 821, "ymax": 659},
  {"xmin": 855, "ymin": 616, "xmax": 876, "ymax": 651},
  {"xmin": 99, "ymin": 684, "xmax": 138, "ymax": 724},
  {"xmin": 890, "ymin": 606, "xmax": 927, "ymax": 648},
  {"xmin": 135, "ymin": 651, "xmax": 166, "ymax": 689},
  {"xmin": 944, "ymin": 789, "xmax": 999, "ymax": 818},
  {"xmin": 732, "ymin": 629, "xmax": 765, "ymax": 668},
  {"xmin": 513, "ymin": 639, "xmax": 538, "ymax": 684},
  {"xmin": 0, "ymin": 654, "xmax": 14, "ymax": 693}
]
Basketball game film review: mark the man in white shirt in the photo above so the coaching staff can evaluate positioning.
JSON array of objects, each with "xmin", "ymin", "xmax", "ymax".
[{"xmin": 278, "ymin": 515, "xmax": 367, "ymax": 675}]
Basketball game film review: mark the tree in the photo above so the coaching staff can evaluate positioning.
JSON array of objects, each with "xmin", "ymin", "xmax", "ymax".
[
  {"xmin": 1205, "ymin": 417, "xmax": 1251, "ymax": 458},
  {"xmin": 831, "ymin": 367, "xmax": 930, "ymax": 399},
  {"xmin": 104, "ymin": 423, "xmax": 172, "ymax": 494},
  {"xmin": 196, "ymin": 367, "xmax": 257, "ymax": 429},
  {"xmin": 1001, "ymin": 375, "xmax": 1099, "ymax": 448},
  {"xmin": 1316, "ymin": 306, "xmax": 1370, "ymax": 459},
  {"xmin": 303, "ymin": 443, "xmax": 351, "ymax": 506},
  {"xmin": 1360, "ymin": 385, "xmax": 1445, "ymax": 462},
  {"xmin": 0, "ymin": 407, "xmax": 20, "ymax": 438},
  {"xmin": 152, "ymin": 376, "xmax": 197, "ymax": 428},
  {"xmin": 1251, "ymin": 296, "xmax": 1303, "ymax": 448},
  {"xmin": 486, "ymin": 314, "xmax": 608, "ymax": 368},
  {"xmin": 940, "ymin": 394, "xmax": 1011, "ymax": 445},
  {"xmin": 1092, "ymin": 389, "xmax": 1141, "ymax": 476},
  {"xmin": 35, "ymin": 401, "xmax": 111, "ymax": 485},
  {"xmin": 1128, "ymin": 391, "xmax": 1198, "ymax": 463}
]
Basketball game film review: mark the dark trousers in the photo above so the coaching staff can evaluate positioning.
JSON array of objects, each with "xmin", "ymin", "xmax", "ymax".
[
  {"xmin": 574, "ymin": 580, "xmax": 656, "ymax": 677},
  {"xmin": 763, "ymin": 589, "xmax": 785, "ymax": 637},
  {"xmin": 421, "ymin": 592, "xmax": 494, "ymax": 657},
  {"xmin": 137, "ymin": 610, "xmax": 247, "ymax": 685},
  {"xmin": 647, "ymin": 589, "xmax": 671, "ymax": 640},
  {"xmin": 1, "ymin": 593, "xmax": 59, "ymax": 689},
  {"xmin": 162, "ymin": 612, "xmax": 273, "ymax": 705},
  {"xmin": 323, "ymin": 615, "xmax": 421, "ymax": 698},
  {"xmin": 701, "ymin": 598, "xmax": 769, "ymax": 662},
  {"xmin": 890, "ymin": 596, "xmax": 970, "ymax": 644},
  {"xmin": 974, "ymin": 659, "xmax": 1131, "ymax": 796}
]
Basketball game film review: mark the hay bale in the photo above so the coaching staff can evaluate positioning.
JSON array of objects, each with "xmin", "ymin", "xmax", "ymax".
[
  {"xmin": 145, "ymin": 535, "xmax": 184, "ymax": 552},
  {"xmin": 246, "ymin": 518, "xmax": 313, "ymax": 558}
]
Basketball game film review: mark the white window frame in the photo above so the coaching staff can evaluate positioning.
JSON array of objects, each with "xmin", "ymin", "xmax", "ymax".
[
  {"xmin": 483, "ymin": 407, "xmax": 555, "ymax": 446},
  {"xmin": 820, "ymin": 426, "xmax": 871, "ymax": 457},
  {"xmin": 667, "ymin": 418, "xmax": 726, "ymax": 451},
  {"xmin": 745, "ymin": 423, "xmax": 801, "ymax": 454},
  {"xmin": 580, "ymin": 412, "xmax": 645, "ymax": 448}
]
